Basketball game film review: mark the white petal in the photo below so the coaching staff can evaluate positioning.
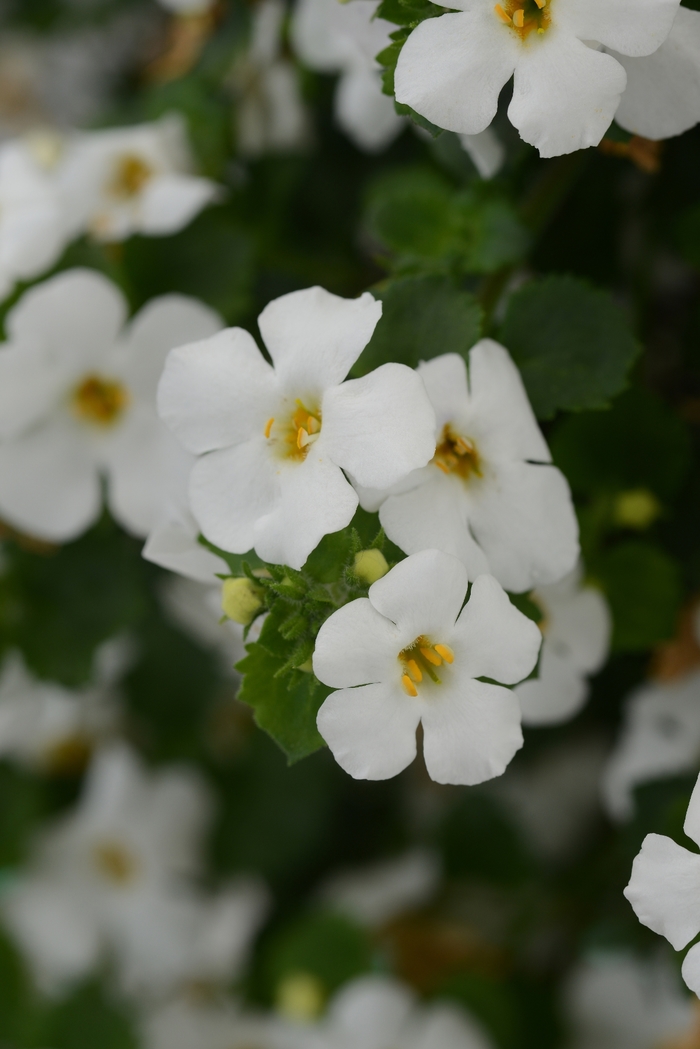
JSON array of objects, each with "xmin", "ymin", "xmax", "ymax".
[
  {"xmin": 328, "ymin": 976, "xmax": 414, "ymax": 1048},
  {"xmin": 0, "ymin": 420, "xmax": 101, "ymax": 543},
  {"xmin": 138, "ymin": 174, "xmax": 219, "ymax": 236},
  {"xmin": 509, "ymin": 34, "xmax": 626, "ymax": 158},
  {"xmin": 421, "ymin": 677, "xmax": 523, "ymax": 785},
  {"xmin": 452, "ymin": 574, "xmax": 542, "ymax": 684},
  {"xmin": 624, "ymin": 833, "xmax": 700, "ymax": 950},
  {"xmin": 395, "ymin": 9, "xmax": 518, "ymax": 135},
  {"xmin": 322, "ymin": 362, "xmax": 436, "ymax": 489},
  {"xmin": 121, "ymin": 295, "xmax": 222, "ymax": 401},
  {"xmin": 379, "ymin": 475, "xmax": 491, "ymax": 579},
  {"xmin": 336, "ymin": 67, "xmax": 405, "ymax": 152},
  {"xmin": 683, "ymin": 771, "xmax": 700, "ymax": 849},
  {"xmin": 142, "ymin": 504, "xmax": 228, "ymax": 583},
  {"xmin": 102, "ymin": 410, "xmax": 178, "ymax": 538},
  {"xmin": 252, "ymin": 451, "xmax": 359, "ymax": 569},
  {"xmin": 537, "ymin": 580, "xmax": 611, "ymax": 675},
  {"xmin": 459, "ymin": 127, "xmax": 506, "ymax": 180},
  {"xmin": 411, "ymin": 1003, "xmax": 494, "ymax": 1049},
  {"xmin": 0, "ymin": 343, "xmax": 66, "ymax": 440},
  {"xmin": 468, "ymin": 460, "xmax": 579, "ymax": 593},
  {"xmin": 257, "ymin": 286, "xmax": 382, "ymax": 392},
  {"xmin": 368, "ymin": 548, "xmax": 470, "ymax": 637},
  {"xmin": 317, "ymin": 681, "xmax": 421, "ymax": 780},
  {"xmin": 612, "ymin": 8, "xmax": 700, "ymax": 140},
  {"xmin": 416, "ymin": 353, "xmax": 471, "ymax": 432},
  {"xmin": 560, "ymin": 0, "xmax": 680, "ymax": 57},
  {"xmin": 681, "ymin": 941, "xmax": 700, "ymax": 997},
  {"xmin": 516, "ymin": 647, "xmax": 587, "ymax": 726},
  {"xmin": 157, "ymin": 328, "xmax": 278, "ymax": 455},
  {"xmin": 313, "ymin": 598, "xmax": 403, "ymax": 688},
  {"xmin": 189, "ymin": 437, "xmax": 279, "ymax": 556}
]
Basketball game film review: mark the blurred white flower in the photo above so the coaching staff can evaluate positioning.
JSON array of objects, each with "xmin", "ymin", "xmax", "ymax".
[
  {"xmin": 602, "ymin": 667, "xmax": 700, "ymax": 822},
  {"xmin": 291, "ymin": 0, "xmax": 404, "ymax": 153},
  {"xmin": 144, "ymin": 500, "xmax": 229, "ymax": 584},
  {"xmin": 229, "ymin": 0, "xmax": 310, "ymax": 157},
  {"xmin": 515, "ymin": 566, "xmax": 611, "ymax": 726},
  {"xmin": 625, "ymin": 770, "xmax": 700, "ymax": 995},
  {"xmin": 158, "ymin": 285, "xmax": 436, "ymax": 570},
  {"xmin": 157, "ymin": 0, "xmax": 215, "ymax": 12},
  {"xmin": 314, "ymin": 550, "xmax": 541, "ymax": 785},
  {"xmin": 0, "ymin": 269, "xmax": 222, "ymax": 542},
  {"xmin": 564, "ymin": 952, "xmax": 696, "ymax": 1049},
  {"xmin": 59, "ymin": 115, "xmax": 219, "ymax": 242},
  {"xmin": 142, "ymin": 998, "xmax": 289, "ymax": 1049},
  {"xmin": 394, "ymin": 0, "xmax": 680, "ymax": 157},
  {"xmin": 458, "ymin": 128, "xmax": 505, "ymax": 179},
  {"xmin": 357, "ymin": 347, "xmax": 579, "ymax": 593},
  {"xmin": 159, "ymin": 574, "xmax": 248, "ymax": 673},
  {"xmin": 318, "ymin": 848, "xmax": 441, "ymax": 927}
]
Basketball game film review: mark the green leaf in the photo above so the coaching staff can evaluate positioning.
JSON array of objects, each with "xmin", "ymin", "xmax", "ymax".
[
  {"xmin": 597, "ymin": 541, "xmax": 681, "ymax": 651},
  {"xmin": 355, "ymin": 275, "xmax": 482, "ymax": 375},
  {"xmin": 43, "ymin": 981, "xmax": 137, "ymax": 1049},
  {"xmin": 262, "ymin": 911, "xmax": 373, "ymax": 1002},
  {"xmin": 376, "ymin": 0, "xmax": 443, "ymax": 25},
  {"xmin": 499, "ymin": 276, "xmax": 640, "ymax": 419}
]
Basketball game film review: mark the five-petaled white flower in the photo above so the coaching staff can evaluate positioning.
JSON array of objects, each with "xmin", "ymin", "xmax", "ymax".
[
  {"xmin": 0, "ymin": 268, "xmax": 222, "ymax": 543},
  {"xmin": 357, "ymin": 345, "xmax": 578, "ymax": 593},
  {"xmin": 394, "ymin": 0, "xmax": 681, "ymax": 157},
  {"xmin": 59, "ymin": 114, "xmax": 219, "ymax": 242},
  {"xmin": 515, "ymin": 565, "xmax": 611, "ymax": 726},
  {"xmin": 625, "ymin": 770, "xmax": 700, "ymax": 996},
  {"xmin": 291, "ymin": 0, "xmax": 404, "ymax": 153},
  {"xmin": 314, "ymin": 549, "xmax": 541, "ymax": 785},
  {"xmin": 157, "ymin": 285, "xmax": 437, "ymax": 570}
]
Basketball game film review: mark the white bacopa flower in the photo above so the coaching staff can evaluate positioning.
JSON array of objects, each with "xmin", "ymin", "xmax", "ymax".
[
  {"xmin": 0, "ymin": 268, "xmax": 222, "ymax": 543},
  {"xmin": 58, "ymin": 114, "xmax": 219, "ymax": 242},
  {"xmin": 317, "ymin": 848, "xmax": 441, "ymax": 928},
  {"xmin": 229, "ymin": 0, "xmax": 310, "ymax": 158},
  {"xmin": 625, "ymin": 770, "xmax": 700, "ymax": 996},
  {"xmin": 515, "ymin": 565, "xmax": 611, "ymax": 726},
  {"xmin": 158, "ymin": 285, "xmax": 436, "ymax": 571},
  {"xmin": 357, "ymin": 345, "xmax": 578, "ymax": 593},
  {"xmin": 602, "ymin": 668, "xmax": 700, "ymax": 822},
  {"xmin": 564, "ymin": 951, "xmax": 696, "ymax": 1049},
  {"xmin": 291, "ymin": 0, "xmax": 404, "ymax": 153},
  {"xmin": 314, "ymin": 549, "xmax": 541, "ymax": 785},
  {"xmin": 393, "ymin": 0, "xmax": 681, "ymax": 158}
]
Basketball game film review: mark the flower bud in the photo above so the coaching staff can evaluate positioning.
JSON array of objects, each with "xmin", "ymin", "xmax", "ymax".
[
  {"xmin": 613, "ymin": 488, "xmax": 661, "ymax": 530},
  {"xmin": 221, "ymin": 577, "xmax": 264, "ymax": 625},
  {"xmin": 353, "ymin": 548, "xmax": 389, "ymax": 585}
]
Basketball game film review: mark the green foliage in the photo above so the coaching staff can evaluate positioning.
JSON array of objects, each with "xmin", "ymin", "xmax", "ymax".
[
  {"xmin": 596, "ymin": 541, "xmax": 682, "ymax": 651},
  {"xmin": 499, "ymin": 276, "xmax": 640, "ymax": 419},
  {"xmin": 437, "ymin": 792, "xmax": 536, "ymax": 885},
  {"xmin": 43, "ymin": 982, "xmax": 137, "ymax": 1049}
]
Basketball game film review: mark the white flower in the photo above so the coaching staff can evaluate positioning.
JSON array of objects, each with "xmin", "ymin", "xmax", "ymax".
[
  {"xmin": 515, "ymin": 565, "xmax": 611, "ymax": 726},
  {"xmin": 142, "ymin": 999, "xmax": 288, "ymax": 1049},
  {"xmin": 0, "ymin": 137, "xmax": 69, "ymax": 301},
  {"xmin": 0, "ymin": 268, "xmax": 222, "ymax": 542},
  {"xmin": 58, "ymin": 115, "xmax": 219, "ymax": 242},
  {"xmin": 624, "ymin": 770, "xmax": 700, "ymax": 996},
  {"xmin": 394, "ymin": 0, "xmax": 680, "ymax": 158},
  {"xmin": 293, "ymin": 974, "xmax": 495, "ymax": 1049},
  {"xmin": 229, "ymin": 0, "xmax": 310, "ymax": 157},
  {"xmin": 564, "ymin": 952, "xmax": 696, "ymax": 1049},
  {"xmin": 158, "ymin": 285, "xmax": 436, "ymax": 570},
  {"xmin": 458, "ymin": 128, "xmax": 506, "ymax": 179},
  {"xmin": 291, "ymin": 0, "xmax": 404, "ymax": 153},
  {"xmin": 144, "ymin": 500, "xmax": 229, "ymax": 584},
  {"xmin": 357, "ymin": 346, "xmax": 578, "ymax": 593},
  {"xmin": 602, "ymin": 668, "xmax": 700, "ymax": 822},
  {"xmin": 610, "ymin": 7, "xmax": 700, "ymax": 141},
  {"xmin": 314, "ymin": 549, "xmax": 541, "ymax": 785},
  {"xmin": 317, "ymin": 848, "xmax": 441, "ymax": 927}
]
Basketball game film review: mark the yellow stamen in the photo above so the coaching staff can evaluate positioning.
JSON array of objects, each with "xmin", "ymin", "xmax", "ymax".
[
  {"xmin": 402, "ymin": 674, "xmax": 418, "ymax": 697},
  {"xmin": 534, "ymin": 0, "xmax": 545, "ymax": 8},
  {"xmin": 434, "ymin": 644, "xmax": 454, "ymax": 664},
  {"xmin": 420, "ymin": 646, "xmax": 442, "ymax": 667},
  {"xmin": 264, "ymin": 417, "xmax": 274, "ymax": 438},
  {"xmin": 494, "ymin": 3, "xmax": 511, "ymax": 22},
  {"xmin": 434, "ymin": 460, "xmax": 450, "ymax": 474},
  {"xmin": 297, "ymin": 427, "xmax": 309, "ymax": 449},
  {"xmin": 512, "ymin": 8, "xmax": 525, "ymax": 26},
  {"xmin": 307, "ymin": 416, "xmax": 320, "ymax": 434},
  {"xmin": 406, "ymin": 659, "xmax": 423, "ymax": 683}
]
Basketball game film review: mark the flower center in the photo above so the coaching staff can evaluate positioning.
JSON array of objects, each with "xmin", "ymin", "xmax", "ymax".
[
  {"xmin": 108, "ymin": 153, "xmax": 154, "ymax": 199},
  {"xmin": 432, "ymin": 425, "xmax": 481, "ymax": 481},
  {"xmin": 264, "ymin": 399, "xmax": 322, "ymax": 462},
  {"xmin": 72, "ymin": 374, "xmax": 129, "ymax": 427},
  {"xmin": 42, "ymin": 734, "xmax": 92, "ymax": 776},
  {"xmin": 494, "ymin": 0, "xmax": 551, "ymax": 38},
  {"xmin": 398, "ymin": 635, "xmax": 454, "ymax": 696},
  {"xmin": 92, "ymin": 840, "xmax": 138, "ymax": 885}
]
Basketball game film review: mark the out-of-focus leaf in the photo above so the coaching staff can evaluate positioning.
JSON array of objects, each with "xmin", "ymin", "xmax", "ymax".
[
  {"xmin": 43, "ymin": 981, "xmax": 137, "ymax": 1049},
  {"xmin": 262, "ymin": 911, "xmax": 373, "ymax": 1002},
  {"xmin": 437, "ymin": 792, "xmax": 536, "ymax": 885},
  {"xmin": 597, "ymin": 541, "xmax": 682, "ymax": 651}
]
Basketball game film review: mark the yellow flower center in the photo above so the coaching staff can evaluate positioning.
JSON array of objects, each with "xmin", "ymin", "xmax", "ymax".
[
  {"xmin": 398, "ymin": 635, "xmax": 454, "ymax": 696},
  {"xmin": 72, "ymin": 374, "xmax": 129, "ymax": 427},
  {"xmin": 92, "ymin": 841, "xmax": 138, "ymax": 885},
  {"xmin": 494, "ymin": 0, "xmax": 551, "ymax": 38},
  {"xmin": 432, "ymin": 424, "xmax": 482, "ymax": 481},
  {"xmin": 42, "ymin": 734, "xmax": 92, "ymax": 776},
  {"xmin": 108, "ymin": 153, "xmax": 154, "ymax": 199},
  {"xmin": 264, "ymin": 399, "xmax": 322, "ymax": 462}
]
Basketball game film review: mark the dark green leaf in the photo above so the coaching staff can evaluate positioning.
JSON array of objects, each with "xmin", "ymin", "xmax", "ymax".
[{"xmin": 597, "ymin": 541, "xmax": 681, "ymax": 651}]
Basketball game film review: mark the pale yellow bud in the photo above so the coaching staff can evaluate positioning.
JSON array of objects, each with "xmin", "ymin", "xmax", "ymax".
[
  {"xmin": 220, "ymin": 577, "xmax": 264, "ymax": 625},
  {"xmin": 353, "ymin": 548, "xmax": 389, "ymax": 585},
  {"xmin": 276, "ymin": 971, "xmax": 324, "ymax": 1021},
  {"xmin": 613, "ymin": 488, "xmax": 661, "ymax": 530}
]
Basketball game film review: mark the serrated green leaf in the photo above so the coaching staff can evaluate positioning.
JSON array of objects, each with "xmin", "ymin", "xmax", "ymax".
[{"xmin": 499, "ymin": 276, "xmax": 640, "ymax": 419}]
